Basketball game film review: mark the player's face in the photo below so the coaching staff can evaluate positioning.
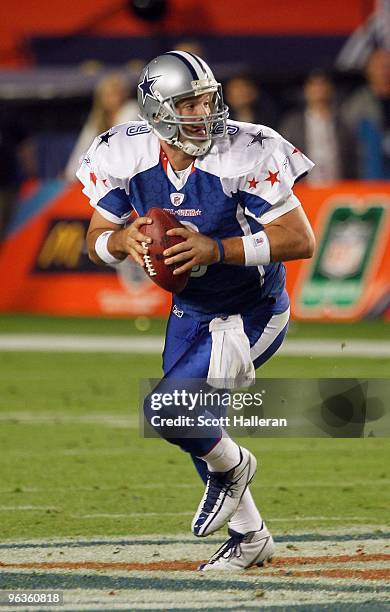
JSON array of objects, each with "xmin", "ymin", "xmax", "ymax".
[{"xmin": 175, "ymin": 93, "xmax": 213, "ymax": 139}]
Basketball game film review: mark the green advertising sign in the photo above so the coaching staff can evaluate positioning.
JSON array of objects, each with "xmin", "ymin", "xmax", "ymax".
[{"xmin": 297, "ymin": 201, "xmax": 387, "ymax": 315}]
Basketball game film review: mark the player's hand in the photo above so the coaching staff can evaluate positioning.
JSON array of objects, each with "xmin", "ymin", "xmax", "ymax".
[
  {"xmin": 164, "ymin": 227, "xmax": 220, "ymax": 275},
  {"xmin": 117, "ymin": 217, "xmax": 152, "ymax": 266}
]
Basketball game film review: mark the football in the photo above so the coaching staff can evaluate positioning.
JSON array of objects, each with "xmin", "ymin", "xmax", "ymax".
[{"xmin": 141, "ymin": 207, "xmax": 191, "ymax": 293}]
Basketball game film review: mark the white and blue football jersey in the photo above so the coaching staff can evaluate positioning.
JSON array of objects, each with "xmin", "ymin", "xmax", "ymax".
[{"xmin": 77, "ymin": 120, "xmax": 314, "ymax": 320}]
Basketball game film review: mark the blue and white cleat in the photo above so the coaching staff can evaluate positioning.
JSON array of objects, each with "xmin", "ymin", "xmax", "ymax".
[
  {"xmin": 192, "ymin": 446, "xmax": 257, "ymax": 537},
  {"xmin": 198, "ymin": 523, "xmax": 275, "ymax": 571}
]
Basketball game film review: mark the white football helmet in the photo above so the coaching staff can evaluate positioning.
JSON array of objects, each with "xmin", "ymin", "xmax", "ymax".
[{"xmin": 137, "ymin": 50, "xmax": 229, "ymax": 156}]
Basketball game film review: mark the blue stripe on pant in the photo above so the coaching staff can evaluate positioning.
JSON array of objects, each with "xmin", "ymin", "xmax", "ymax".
[{"xmin": 143, "ymin": 291, "xmax": 289, "ymax": 465}]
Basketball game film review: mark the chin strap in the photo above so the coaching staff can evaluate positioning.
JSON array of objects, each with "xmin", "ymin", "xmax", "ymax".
[
  {"xmin": 174, "ymin": 137, "xmax": 212, "ymax": 157},
  {"xmin": 149, "ymin": 122, "xmax": 212, "ymax": 157}
]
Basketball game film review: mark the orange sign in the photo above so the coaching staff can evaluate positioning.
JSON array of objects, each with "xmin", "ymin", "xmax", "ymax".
[
  {"xmin": 0, "ymin": 181, "xmax": 172, "ymax": 317},
  {"xmin": 0, "ymin": 180, "xmax": 388, "ymax": 320}
]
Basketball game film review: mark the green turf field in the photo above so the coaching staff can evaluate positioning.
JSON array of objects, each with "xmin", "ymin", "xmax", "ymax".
[
  {"xmin": 0, "ymin": 313, "xmax": 388, "ymax": 338},
  {"xmin": 0, "ymin": 315, "xmax": 389, "ymax": 542}
]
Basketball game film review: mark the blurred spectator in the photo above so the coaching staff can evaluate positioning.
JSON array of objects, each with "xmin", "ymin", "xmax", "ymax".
[
  {"xmin": 64, "ymin": 72, "xmax": 139, "ymax": 182},
  {"xmin": 279, "ymin": 71, "xmax": 358, "ymax": 184},
  {"xmin": 224, "ymin": 74, "xmax": 277, "ymax": 128},
  {"xmin": 336, "ymin": 0, "xmax": 390, "ymax": 72},
  {"xmin": 175, "ymin": 39, "xmax": 205, "ymax": 57},
  {"xmin": 0, "ymin": 108, "xmax": 36, "ymax": 241},
  {"xmin": 341, "ymin": 48, "xmax": 390, "ymax": 179}
]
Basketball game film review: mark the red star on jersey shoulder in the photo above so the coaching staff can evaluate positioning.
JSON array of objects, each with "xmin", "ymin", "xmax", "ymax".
[
  {"xmin": 248, "ymin": 177, "xmax": 259, "ymax": 189},
  {"xmin": 292, "ymin": 147, "xmax": 302, "ymax": 154},
  {"xmin": 90, "ymin": 172, "xmax": 97, "ymax": 185},
  {"xmin": 265, "ymin": 170, "xmax": 280, "ymax": 187}
]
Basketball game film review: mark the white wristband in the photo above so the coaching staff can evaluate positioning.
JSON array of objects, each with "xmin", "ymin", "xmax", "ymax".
[
  {"xmin": 95, "ymin": 231, "xmax": 122, "ymax": 265},
  {"xmin": 242, "ymin": 231, "xmax": 271, "ymax": 266}
]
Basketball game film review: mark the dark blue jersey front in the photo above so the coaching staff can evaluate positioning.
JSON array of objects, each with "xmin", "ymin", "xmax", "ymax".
[{"xmin": 77, "ymin": 119, "xmax": 313, "ymax": 320}]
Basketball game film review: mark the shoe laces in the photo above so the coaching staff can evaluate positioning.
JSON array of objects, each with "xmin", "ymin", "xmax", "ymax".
[
  {"xmin": 209, "ymin": 532, "xmax": 244, "ymax": 564},
  {"xmin": 202, "ymin": 472, "xmax": 234, "ymax": 514}
]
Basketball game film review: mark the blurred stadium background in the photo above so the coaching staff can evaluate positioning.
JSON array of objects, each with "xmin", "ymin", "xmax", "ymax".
[{"xmin": 0, "ymin": 1, "xmax": 389, "ymax": 609}]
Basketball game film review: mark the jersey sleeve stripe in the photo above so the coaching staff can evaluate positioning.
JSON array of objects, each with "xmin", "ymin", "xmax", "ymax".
[
  {"xmin": 94, "ymin": 187, "xmax": 131, "ymax": 220},
  {"xmin": 95, "ymin": 206, "xmax": 127, "ymax": 224},
  {"xmin": 254, "ymin": 193, "xmax": 301, "ymax": 225}
]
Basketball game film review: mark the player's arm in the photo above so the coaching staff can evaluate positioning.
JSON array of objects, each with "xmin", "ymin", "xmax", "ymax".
[
  {"xmin": 164, "ymin": 205, "xmax": 315, "ymax": 274},
  {"xmin": 86, "ymin": 209, "xmax": 152, "ymax": 267},
  {"xmin": 223, "ymin": 205, "xmax": 316, "ymax": 264}
]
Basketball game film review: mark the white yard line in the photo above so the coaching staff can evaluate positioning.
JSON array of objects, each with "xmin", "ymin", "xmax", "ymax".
[
  {"xmin": 0, "ymin": 480, "xmax": 389, "ymax": 493},
  {"xmin": 0, "ymin": 506, "xmax": 379, "ymax": 523},
  {"xmin": 0, "ymin": 334, "xmax": 164, "ymax": 353},
  {"xmin": 72, "ymin": 513, "xmax": 380, "ymax": 521},
  {"xmin": 1, "ymin": 528, "xmax": 388, "ymax": 546},
  {"xmin": 283, "ymin": 339, "xmax": 390, "ymax": 357},
  {"xmin": 0, "ymin": 334, "xmax": 389, "ymax": 357},
  {"xmin": 0, "ymin": 506, "xmax": 59, "ymax": 511},
  {"xmin": 0, "ymin": 412, "xmax": 137, "ymax": 428}
]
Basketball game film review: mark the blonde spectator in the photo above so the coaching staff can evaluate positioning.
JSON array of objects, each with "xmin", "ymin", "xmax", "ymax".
[
  {"xmin": 175, "ymin": 40, "xmax": 205, "ymax": 57},
  {"xmin": 64, "ymin": 73, "xmax": 139, "ymax": 181}
]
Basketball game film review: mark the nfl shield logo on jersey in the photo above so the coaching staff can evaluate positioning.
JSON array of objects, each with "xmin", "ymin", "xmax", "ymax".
[{"xmin": 170, "ymin": 193, "xmax": 185, "ymax": 207}]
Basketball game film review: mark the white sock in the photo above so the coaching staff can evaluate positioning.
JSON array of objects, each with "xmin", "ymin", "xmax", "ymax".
[
  {"xmin": 200, "ymin": 438, "xmax": 241, "ymax": 473},
  {"xmin": 228, "ymin": 487, "xmax": 263, "ymax": 535}
]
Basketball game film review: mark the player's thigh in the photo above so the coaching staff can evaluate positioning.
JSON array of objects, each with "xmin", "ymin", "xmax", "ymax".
[
  {"xmin": 163, "ymin": 311, "xmax": 211, "ymax": 378},
  {"xmin": 145, "ymin": 322, "xmax": 212, "ymax": 422},
  {"xmin": 244, "ymin": 307, "xmax": 290, "ymax": 370}
]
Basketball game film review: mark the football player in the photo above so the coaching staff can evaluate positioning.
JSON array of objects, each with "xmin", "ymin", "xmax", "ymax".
[{"xmin": 78, "ymin": 51, "xmax": 315, "ymax": 571}]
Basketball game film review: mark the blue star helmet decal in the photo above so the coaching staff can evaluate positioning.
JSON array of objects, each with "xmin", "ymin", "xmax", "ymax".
[{"xmin": 138, "ymin": 69, "xmax": 161, "ymax": 104}]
